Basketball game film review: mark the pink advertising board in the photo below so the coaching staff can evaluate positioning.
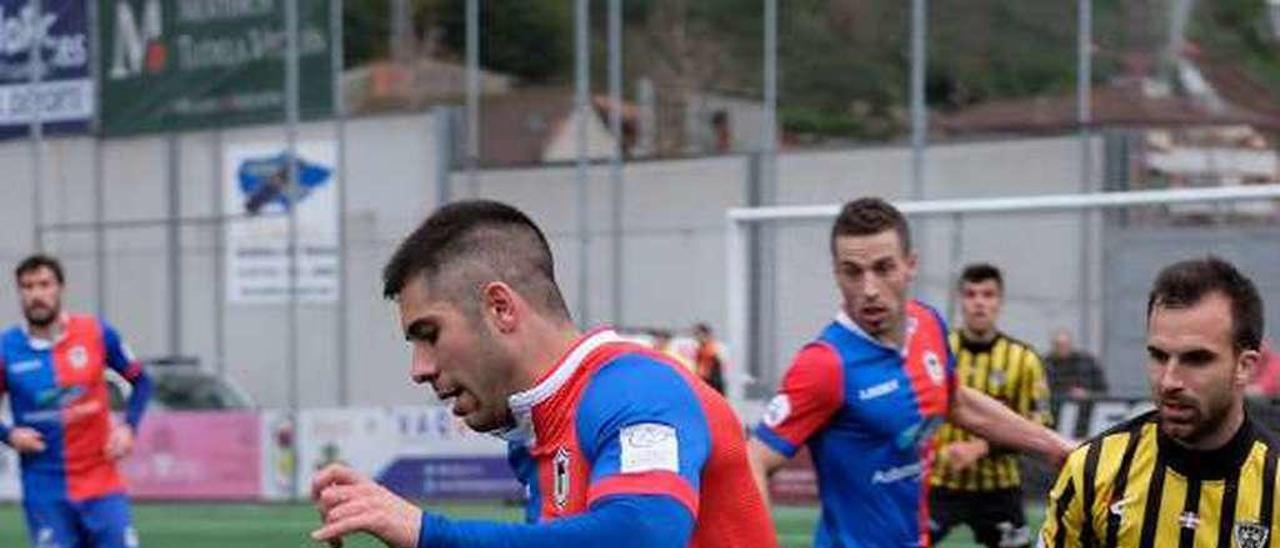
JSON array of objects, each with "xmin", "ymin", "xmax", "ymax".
[{"xmin": 121, "ymin": 411, "xmax": 262, "ymax": 500}]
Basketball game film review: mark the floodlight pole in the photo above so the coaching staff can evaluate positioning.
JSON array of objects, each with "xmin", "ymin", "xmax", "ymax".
[
  {"xmin": 29, "ymin": 0, "xmax": 45, "ymax": 252},
  {"xmin": 284, "ymin": 0, "xmax": 301, "ymax": 498}
]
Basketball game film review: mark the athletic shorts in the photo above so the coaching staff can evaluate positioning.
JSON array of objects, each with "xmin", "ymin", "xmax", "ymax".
[
  {"xmin": 929, "ymin": 487, "xmax": 1030, "ymax": 548},
  {"xmin": 23, "ymin": 493, "xmax": 139, "ymax": 548}
]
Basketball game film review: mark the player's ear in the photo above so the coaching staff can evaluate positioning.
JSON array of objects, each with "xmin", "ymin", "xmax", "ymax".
[
  {"xmin": 903, "ymin": 251, "xmax": 919, "ymax": 281},
  {"xmin": 1236, "ymin": 347, "xmax": 1261, "ymax": 388},
  {"xmin": 481, "ymin": 282, "xmax": 519, "ymax": 334}
]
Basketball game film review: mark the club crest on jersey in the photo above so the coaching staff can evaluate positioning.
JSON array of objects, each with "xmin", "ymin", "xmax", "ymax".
[
  {"xmin": 763, "ymin": 395, "xmax": 791, "ymax": 427},
  {"xmin": 1235, "ymin": 521, "xmax": 1269, "ymax": 548},
  {"xmin": 924, "ymin": 351, "xmax": 944, "ymax": 386},
  {"xmin": 69, "ymin": 345, "xmax": 89, "ymax": 369},
  {"xmin": 988, "ymin": 370, "xmax": 1006, "ymax": 390},
  {"xmin": 553, "ymin": 447, "xmax": 571, "ymax": 510}
]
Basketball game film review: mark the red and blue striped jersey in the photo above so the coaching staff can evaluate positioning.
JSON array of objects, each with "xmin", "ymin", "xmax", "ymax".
[
  {"xmin": 503, "ymin": 328, "xmax": 775, "ymax": 547},
  {"xmin": 753, "ymin": 301, "xmax": 955, "ymax": 548},
  {"xmin": 0, "ymin": 314, "xmax": 148, "ymax": 503}
]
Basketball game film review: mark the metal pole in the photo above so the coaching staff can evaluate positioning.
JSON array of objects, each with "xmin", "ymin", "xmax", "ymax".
[
  {"xmin": 574, "ymin": 0, "xmax": 590, "ymax": 326},
  {"xmin": 749, "ymin": 0, "xmax": 778, "ymax": 405},
  {"xmin": 465, "ymin": 0, "xmax": 480, "ymax": 194},
  {"xmin": 391, "ymin": 0, "xmax": 409, "ymax": 61},
  {"xmin": 30, "ymin": 0, "xmax": 45, "ymax": 252},
  {"xmin": 93, "ymin": 139, "xmax": 105, "ymax": 317},
  {"xmin": 89, "ymin": 0, "xmax": 106, "ymax": 317},
  {"xmin": 167, "ymin": 134, "xmax": 182, "ymax": 357},
  {"xmin": 909, "ymin": 0, "xmax": 927, "ymax": 200},
  {"xmin": 213, "ymin": 130, "xmax": 226, "ymax": 377},
  {"xmin": 284, "ymin": 0, "xmax": 301, "ymax": 497},
  {"xmin": 946, "ymin": 213, "xmax": 964, "ymax": 322},
  {"xmin": 608, "ymin": 0, "xmax": 624, "ymax": 324},
  {"xmin": 763, "ymin": 0, "xmax": 776, "ymax": 176},
  {"xmin": 332, "ymin": 0, "xmax": 349, "ymax": 406},
  {"xmin": 1078, "ymin": 0, "xmax": 1094, "ymax": 351}
]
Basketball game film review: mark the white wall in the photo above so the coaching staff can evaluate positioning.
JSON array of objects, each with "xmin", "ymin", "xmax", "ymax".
[{"xmin": 2, "ymin": 124, "xmax": 1103, "ymax": 406}]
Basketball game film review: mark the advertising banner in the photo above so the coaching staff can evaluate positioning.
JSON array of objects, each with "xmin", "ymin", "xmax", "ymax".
[
  {"xmin": 98, "ymin": 0, "xmax": 332, "ymax": 135},
  {"xmin": 121, "ymin": 411, "xmax": 262, "ymax": 500},
  {"xmin": 295, "ymin": 406, "xmax": 515, "ymax": 500},
  {"xmin": 0, "ymin": 0, "xmax": 92, "ymax": 138},
  {"xmin": 223, "ymin": 139, "xmax": 338, "ymax": 304},
  {"xmin": 766, "ymin": 397, "xmax": 1157, "ymax": 503}
]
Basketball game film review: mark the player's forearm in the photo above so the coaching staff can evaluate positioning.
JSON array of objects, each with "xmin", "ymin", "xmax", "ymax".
[
  {"xmin": 418, "ymin": 495, "xmax": 693, "ymax": 548},
  {"xmin": 952, "ymin": 387, "xmax": 1071, "ymax": 463},
  {"xmin": 124, "ymin": 370, "xmax": 153, "ymax": 430}
]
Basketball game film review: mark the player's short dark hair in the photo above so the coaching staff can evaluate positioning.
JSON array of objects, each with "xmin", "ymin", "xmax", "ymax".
[
  {"xmin": 15, "ymin": 254, "xmax": 64, "ymax": 285},
  {"xmin": 959, "ymin": 262, "xmax": 1003, "ymax": 292},
  {"xmin": 1146, "ymin": 256, "xmax": 1263, "ymax": 353},
  {"xmin": 382, "ymin": 200, "xmax": 570, "ymax": 321},
  {"xmin": 831, "ymin": 197, "xmax": 911, "ymax": 255}
]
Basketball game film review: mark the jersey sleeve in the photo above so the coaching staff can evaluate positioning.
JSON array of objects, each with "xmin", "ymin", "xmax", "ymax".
[
  {"xmin": 0, "ymin": 354, "xmax": 9, "ymax": 443},
  {"xmin": 1017, "ymin": 350, "xmax": 1052, "ymax": 427},
  {"xmin": 101, "ymin": 321, "xmax": 151, "ymax": 430},
  {"xmin": 575, "ymin": 354, "xmax": 711, "ymax": 518},
  {"xmin": 101, "ymin": 322, "xmax": 143, "ymax": 380},
  {"xmin": 1039, "ymin": 447, "xmax": 1088, "ymax": 548},
  {"xmin": 419, "ymin": 494, "xmax": 693, "ymax": 548},
  {"xmin": 751, "ymin": 343, "xmax": 844, "ymax": 458}
]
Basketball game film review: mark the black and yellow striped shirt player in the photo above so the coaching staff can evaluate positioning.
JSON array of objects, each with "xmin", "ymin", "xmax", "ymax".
[
  {"xmin": 1041, "ymin": 255, "xmax": 1272, "ymax": 548},
  {"xmin": 932, "ymin": 331, "xmax": 1051, "ymax": 491},
  {"xmin": 1042, "ymin": 410, "xmax": 1279, "ymax": 547}
]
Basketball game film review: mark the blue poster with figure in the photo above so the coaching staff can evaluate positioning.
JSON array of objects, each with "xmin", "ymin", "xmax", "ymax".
[{"xmin": 0, "ymin": 0, "xmax": 92, "ymax": 139}]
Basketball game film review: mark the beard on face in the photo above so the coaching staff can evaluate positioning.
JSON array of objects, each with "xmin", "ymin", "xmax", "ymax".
[
  {"xmin": 23, "ymin": 300, "xmax": 57, "ymax": 327},
  {"xmin": 455, "ymin": 322, "xmax": 520, "ymax": 433},
  {"xmin": 1157, "ymin": 391, "xmax": 1232, "ymax": 446}
]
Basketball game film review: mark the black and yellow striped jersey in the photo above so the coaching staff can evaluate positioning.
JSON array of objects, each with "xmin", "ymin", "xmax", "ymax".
[
  {"xmin": 1041, "ymin": 411, "xmax": 1280, "ymax": 548},
  {"xmin": 930, "ymin": 331, "xmax": 1051, "ymax": 491}
]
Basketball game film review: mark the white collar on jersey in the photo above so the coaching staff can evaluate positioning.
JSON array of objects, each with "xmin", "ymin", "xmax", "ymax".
[
  {"xmin": 21, "ymin": 313, "xmax": 71, "ymax": 351},
  {"xmin": 496, "ymin": 328, "xmax": 627, "ymax": 444},
  {"xmin": 834, "ymin": 308, "xmax": 919, "ymax": 357}
]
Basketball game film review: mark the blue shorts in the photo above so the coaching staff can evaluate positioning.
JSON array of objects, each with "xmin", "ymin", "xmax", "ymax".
[{"xmin": 22, "ymin": 493, "xmax": 139, "ymax": 548}]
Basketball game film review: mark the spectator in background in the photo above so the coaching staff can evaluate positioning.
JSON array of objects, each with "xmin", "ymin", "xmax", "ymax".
[
  {"xmin": 650, "ymin": 328, "xmax": 696, "ymax": 373},
  {"xmin": 1044, "ymin": 328, "xmax": 1108, "ymax": 401},
  {"xmin": 693, "ymin": 322, "xmax": 726, "ymax": 394},
  {"xmin": 1246, "ymin": 339, "xmax": 1280, "ymax": 399}
]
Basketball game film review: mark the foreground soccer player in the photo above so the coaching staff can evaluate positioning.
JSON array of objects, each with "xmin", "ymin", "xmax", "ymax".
[
  {"xmin": 1041, "ymin": 256, "xmax": 1276, "ymax": 547},
  {"xmin": 311, "ymin": 200, "xmax": 776, "ymax": 548},
  {"xmin": 747, "ymin": 198, "xmax": 1073, "ymax": 547},
  {"xmin": 1, "ymin": 255, "xmax": 152, "ymax": 548}
]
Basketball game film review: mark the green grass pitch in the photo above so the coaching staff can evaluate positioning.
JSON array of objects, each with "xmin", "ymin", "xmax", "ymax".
[{"xmin": 0, "ymin": 501, "xmax": 1045, "ymax": 547}]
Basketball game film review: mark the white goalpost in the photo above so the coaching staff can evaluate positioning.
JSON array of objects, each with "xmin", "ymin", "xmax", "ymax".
[{"xmin": 724, "ymin": 183, "xmax": 1280, "ymax": 408}]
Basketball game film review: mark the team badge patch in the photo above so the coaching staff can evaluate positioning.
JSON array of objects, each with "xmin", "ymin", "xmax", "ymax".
[
  {"xmin": 553, "ymin": 447, "xmax": 571, "ymax": 510},
  {"xmin": 763, "ymin": 395, "xmax": 791, "ymax": 427},
  {"xmin": 69, "ymin": 345, "xmax": 89, "ymax": 369},
  {"xmin": 620, "ymin": 423, "xmax": 679, "ymax": 473},
  {"xmin": 1235, "ymin": 521, "xmax": 1269, "ymax": 548},
  {"xmin": 924, "ymin": 351, "xmax": 944, "ymax": 386},
  {"xmin": 988, "ymin": 369, "xmax": 1006, "ymax": 390}
]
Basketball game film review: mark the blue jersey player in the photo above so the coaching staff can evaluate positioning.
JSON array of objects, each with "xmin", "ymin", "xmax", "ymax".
[
  {"xmin": 310, "ymin": 200, "xmax": 775, "ymax": 547},
  {"xmin": 1, "ymin": 255, "xmax": 152, "ymax": 548},
  {"xmin": 748, "ymin": 198, "xmax": 1074, "ymax": 547}
]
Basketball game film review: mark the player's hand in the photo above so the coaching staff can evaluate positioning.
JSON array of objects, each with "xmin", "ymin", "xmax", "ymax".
[
  {"xmin": 311, "ymin": 464, "xmax": 422, "ymax": 548},
  {"xmin": 943, "ymin": 439, "xmax": 988, "ymax": 473},
  {"xmin": 1043, "ymin": 434, "xmax": 1076, "ymax": 469},
  {"xmin": 105, "ymin": 424, "xmax": 135, "ymax": 460},
  {"xmin": 7, "ymin": 427, "xmax": 46, "ymax": 454}
]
